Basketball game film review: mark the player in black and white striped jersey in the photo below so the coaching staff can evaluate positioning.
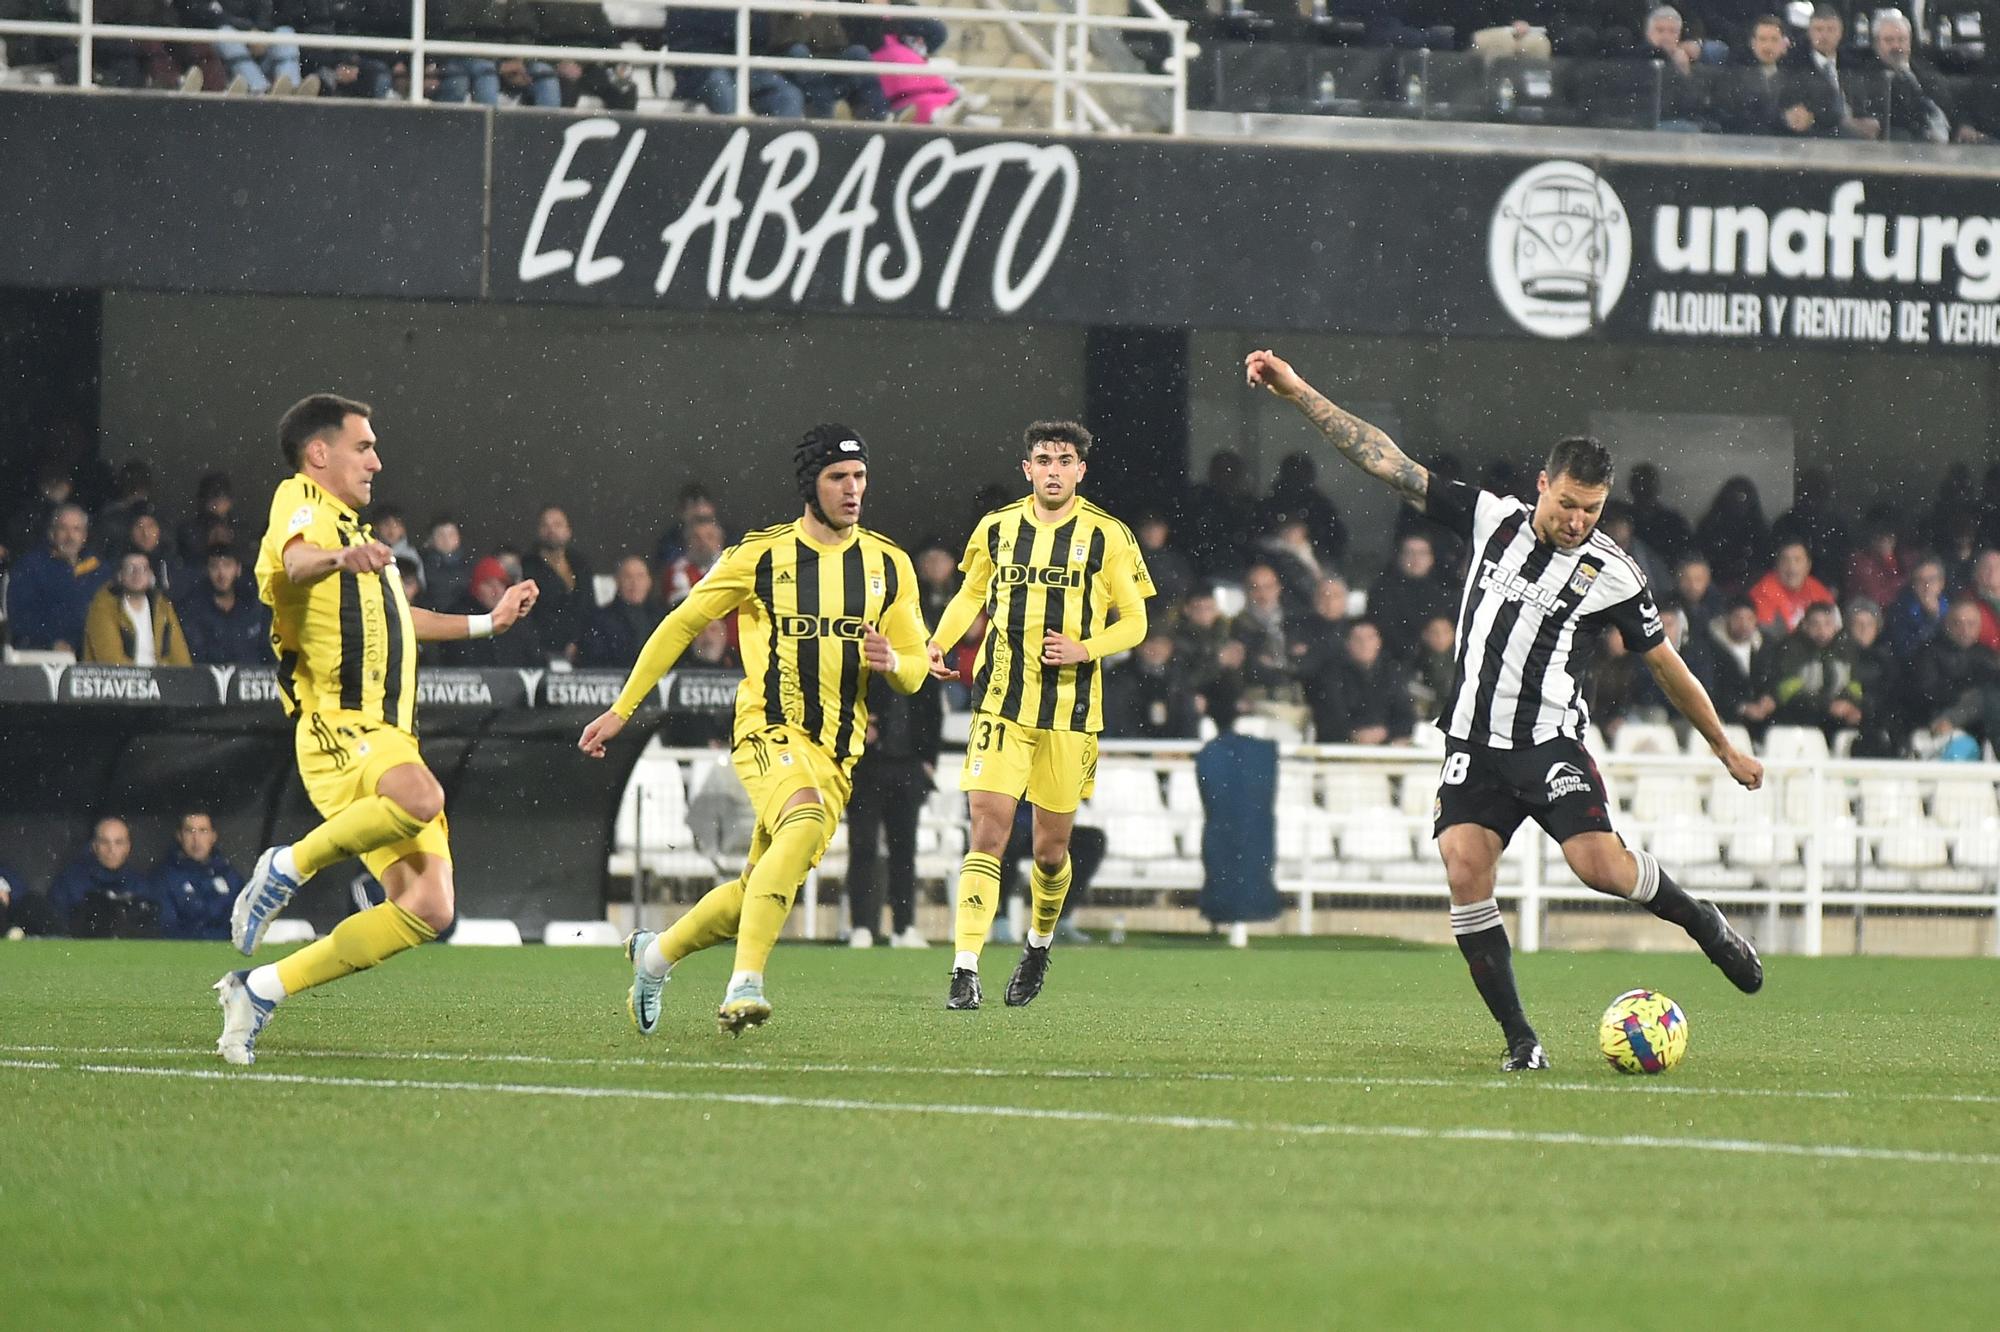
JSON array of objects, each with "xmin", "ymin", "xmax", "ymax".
[{"xmin": 1247, "ymin": 349, "xmax": 1766, "ymax": 1072}]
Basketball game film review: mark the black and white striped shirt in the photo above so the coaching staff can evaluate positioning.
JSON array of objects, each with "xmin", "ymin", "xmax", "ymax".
[{"xmin": 1425, "ymin": 479, "xmax": 1663, "ymax": 749}]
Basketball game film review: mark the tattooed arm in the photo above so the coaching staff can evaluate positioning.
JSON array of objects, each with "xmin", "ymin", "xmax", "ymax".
[{"xmin": 1244, "ymin": 349, "xmax": 1431, "ymax": 510}]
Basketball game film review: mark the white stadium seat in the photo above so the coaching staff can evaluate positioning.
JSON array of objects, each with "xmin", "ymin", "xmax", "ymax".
[
  {"xmin": 1627, "ymin": 773, "xmax": 1704, "ymax": 822},
  {"xmin": 1093, "ymin": 763, "xmax": 1165, "ymax": 814},
  {"xmin": 1102, "ymin": 814, "xmax": 1179, "ymax": 860},
  {"xmin": 262, "ymin": 919, "xmax": 316, "ymax": 945},
  {"xmin": 1931, "ymin": 777, "xmax": 2000, "ymax": 827},
  {"xmin": 1337, "ymin": 806, "xmax": 1413, "ymax": 863},
  {"xmin": 1764, "ymin": 726, "xmax": 1831, "ymax": 762},
  {"xmin": 1322, "ymin": 770, "xmax": 1393, "ymax": 810},
  {"xmin": 1276, "ymin": 763, "xmax": 1319, "ymax": 812},
  {"xmin": 1165, "ymin": 767, "xmax": 1203, "ymax": 815},
  {"xmin": 448, "ymin": 918, "xmax": 524, "ymax": 946},
  {"xmin": 1612, "ymin": 722, "xmax": 1678, "ymax": 756}
]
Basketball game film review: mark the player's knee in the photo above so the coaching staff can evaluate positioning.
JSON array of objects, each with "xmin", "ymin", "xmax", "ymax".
[
  {"xmin": 386, "ymin": 776, "xmax": 445, "ymax": 825},
  {"xmin": 401, "ymin": 891, "xmax": 454, "ymax": 936}
]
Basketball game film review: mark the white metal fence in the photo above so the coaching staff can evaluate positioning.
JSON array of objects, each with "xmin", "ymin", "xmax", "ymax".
[
  {"xmin": 616, "ymin": 733, "xmax": 2000, "ymax": 957},
  {"xmin": 0, "ymin": 0, "xmax": 1189, "ymax": 133}
]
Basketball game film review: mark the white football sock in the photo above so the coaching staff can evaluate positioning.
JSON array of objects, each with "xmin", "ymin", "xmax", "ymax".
[
  {"xmin": 1026, "ymin": 929, "xmax": 1053, "ymax": 949},
  {"xmin": 640, "ymin": 938, "xmax": 671, "ymax": 979},
  {"xmin": 953, "ymin": 950, "xmax": 979, "ymax": 972},
  {"xmin": 272, "ymin": 845, "xmax": 300, "ymax": 883},
  {"xmin": 727, "ymin": 969, "xmax": 763, "ymax": 991},
  {"xmin": 245, "ymin": 965, "xmax": 287, "ymax": 1004}
]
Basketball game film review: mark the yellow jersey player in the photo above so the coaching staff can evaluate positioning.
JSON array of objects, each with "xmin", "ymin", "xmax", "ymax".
[
  {"xmin": 579, "ymin": 425, "xmax": 931, "ymax": 1035},
  {"xmin": 927, "ymin": 421, "xmax": 1155, "ymax": 1010},
  {"xmin": 215, "ymin": 394, "xmax": 539, "ymax": 1066}
]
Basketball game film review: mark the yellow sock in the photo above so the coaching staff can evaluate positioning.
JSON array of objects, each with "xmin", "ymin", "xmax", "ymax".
[
  {"xmin": 274, "ymin": 901, "xmax": 435, "ymax": 995},
  {"xmin": 659, "ymin": 878, "xmax": 745, "ymax": 965},
  {"xmin": 1029, "ymin": 856, "xmax": 1073, "ymax": 937},
  {"xmin": 953, "ymin": 852, "xmax": 1003, "ymax": 957},
  {"xmin": 292, "ymin": 796, "xmax": 428, "ymax": 880},
  {"xmin": 731, "ymin": 804, "xmax": 832, "ymax": 975}
]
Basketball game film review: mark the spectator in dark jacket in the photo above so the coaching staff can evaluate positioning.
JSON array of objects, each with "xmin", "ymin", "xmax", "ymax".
[
  {"xmin": 1257, "ymin": 452, "xmax": 1347, "ymax": 568},
  {"xmin": 1105, "ymin": 632, "xmax": 1202, "ymax": 740},
  {"xmin": 1886, "ymin": 556, "xmax": 1948, "ymax": 663},
  {"xmin": 1913, "ymin": 601, "xmax": 2000, "ymax": 744},
  {"xmin": 173, "ymin": 470, "xmax": 236, "ymax": 567},
  {"xmin": 1847, "ymin": 9, "xmax": 1976, "ymax": 142},
  {"xmin": 1628, "ymin": 461, "xmax": 1694, "ymax": 562},
  {"xmin": 1760, "ymin": 602, "xmax": 1864, "ymax": 736},
  {"xmin": 1368, "ymin": 532, "xmax": 1459, "ymax": 661},
  {"xmin": 179, "ymin": 544, "xmax": 270, "ymax": 665},
  {"xmin": 1135, "ymin": 513, "xmax": 1196, "ymax": 610},
  {"xmin": 421, "ymin": 516, "xmax": 473, "ymax": 611},
  {"xmin": 1844, "ymin": 597, "xmax": 1906, "ymax": 756},
  {"xmin": 1713, "ymin": 15, "xmax": 1844, "ymax": 135},
  {"xmin": 151, "ymin": 811, "xmax": 245, "ymax": 941},
  {"xmin": 6, "ymin": 503, "xmax": 109, "ymax": 652},
  {"xmin": 50, "ymin": 818, "xmax": 159, "ymax": 938},
  {"xmin": 1696, "ymin": 475, "xmax": 1772, "ymax": 595},
  {"xmin": 1310, "ymin": 620, "xmax": 1416, "ymax": 744},
  {"xmin": 581, "ymin": 555, "xmax": 664, "ymax": 669},
  {"xmin": 666, "ymin": 5, "xmax": 806, "ymax": 115},
  {"xmin": 1706, "ymin": 596, "xmax": 1770, "ymax": 732},
  {"xmin": 1287, "ymin": 575, "xmax": 1353, "ymax": 683},
  {"xmin": 519, "ymin": 505, "xmax": 595, "ymax": 663}
]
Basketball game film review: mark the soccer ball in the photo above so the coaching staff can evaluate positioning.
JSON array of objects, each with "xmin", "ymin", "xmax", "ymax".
[{"xmin": 1598, "ymin": 989, "xmax": 1688, "ymax": 1075}]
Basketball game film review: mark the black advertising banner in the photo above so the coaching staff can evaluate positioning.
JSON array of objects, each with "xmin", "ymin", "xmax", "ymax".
[
  {"xmin": 487, "ymin": 115, "xmax": 2000, "ymax": 351},
  {"xmin": 486, "ymin": 114, "xmax": 1518, "ymax": 335},
  {"xmin": 1481, "ymin": 158, "xmax": 2000, "ymax": 351},
  {"xmin": 0, "ymin": 90, "xmax": 487, "ymax": 299},
  {"xmin": 0, "ymin": 89, "xmax": 1994, "ymax": 349}
]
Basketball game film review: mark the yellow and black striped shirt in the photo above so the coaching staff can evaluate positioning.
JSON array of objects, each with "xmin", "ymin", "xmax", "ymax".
[
  {"xmin": 254, "ymin": 474, "xmax": 418, "ymax": 733},
  {"xmin": 612, "ymin": 521, "xmax": 931, "ymax": 768},
  {"xmin": 932, "ymin": 497, "xmax": 1154, "ymax": 734}
]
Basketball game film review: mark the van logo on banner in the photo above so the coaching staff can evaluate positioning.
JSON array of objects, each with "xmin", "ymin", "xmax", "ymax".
[{"xmin": 1489, "ymin": 161, "xmax": 1632, "ymax": 340}]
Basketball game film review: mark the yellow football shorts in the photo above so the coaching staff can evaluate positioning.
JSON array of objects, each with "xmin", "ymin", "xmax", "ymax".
[
  {"xmin": 732, "ymin": 724, "xmax": 850, "ymax": 867},
  {"xmin": 958, "ymin": 712, "xmax": 1098, "ymax": 813},
  {"xmin": 295, "ymin": 710, "xmax": 452, "ymax": 878}
]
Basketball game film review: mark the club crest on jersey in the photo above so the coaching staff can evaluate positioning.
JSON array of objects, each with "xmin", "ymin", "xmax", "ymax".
[
  {"xmin": 1567, "ymin": 561, "xmax": 1601, "ymax": 596},
  {"xmin": 1545, "ymin": 761, "xmax": 1590, "ymax": 800},
  {"xmin": 870, "ymin": 574, "xmax": 884, "ymax": 596},
  {"xmin": 1071, "ymin": 542, "xmax": 1087, "ymax": 562}
]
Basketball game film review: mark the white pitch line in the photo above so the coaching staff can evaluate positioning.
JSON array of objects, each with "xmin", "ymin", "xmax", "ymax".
[
  {"xmin": 4, "ymin": 1042, "xmax": 1998, "ymax": 1107},
  {"xmin": 2, "ymin": 1057, "xmax": 1994, "ymax": 1169}
]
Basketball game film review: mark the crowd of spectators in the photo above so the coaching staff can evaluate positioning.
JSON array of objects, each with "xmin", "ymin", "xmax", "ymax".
[
  {"xmin": 1190, "ymin": 0, "xmax": 2000, "ymax": 142},
  {"xmin": 17, "ymin": 447, "xmax": 2000, "ymax": 765},
  {"xmin": 0, "ymin": 0, "xmax": 990, "ymax": 124}
]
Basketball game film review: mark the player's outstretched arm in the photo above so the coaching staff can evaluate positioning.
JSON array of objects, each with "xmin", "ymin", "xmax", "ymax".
[
  {"xmin": 1245, "ymin": 349, "xmax": 1430, "ymax": 509},
  {"xmin": 582, "ymin": 546, "xmax": 754, "ymax": 758},
  {"xmin": 409, "ymin": 580, "xmax": 540, "ymax": 642},
  {"xmin": 282, "ymin": 537, "xmax": 395, "ymax": 586},
  {"xmin": 1644, "ymin": 641, "xmax": 1763, "ymax": 790}
]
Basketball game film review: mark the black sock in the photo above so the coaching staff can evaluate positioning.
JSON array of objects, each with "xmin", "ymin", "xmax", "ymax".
[
  {"xmin": 1450, "ymin": 901, "xmax": 1537, "ymax": 1048},
  {"xmin": 1630, "ymin": 850, "xmax": 1718, "ymax": 944}
]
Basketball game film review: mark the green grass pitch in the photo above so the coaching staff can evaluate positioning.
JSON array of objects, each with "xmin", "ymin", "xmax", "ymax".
[{"xmin": 3, "ymin": 937, "xmax": 1996, "ymax": 1331}]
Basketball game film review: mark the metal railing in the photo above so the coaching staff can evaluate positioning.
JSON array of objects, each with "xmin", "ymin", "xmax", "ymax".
[{"xmin": 0, "ymin": 0, "xmax": 1190, "ymax": 133}]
